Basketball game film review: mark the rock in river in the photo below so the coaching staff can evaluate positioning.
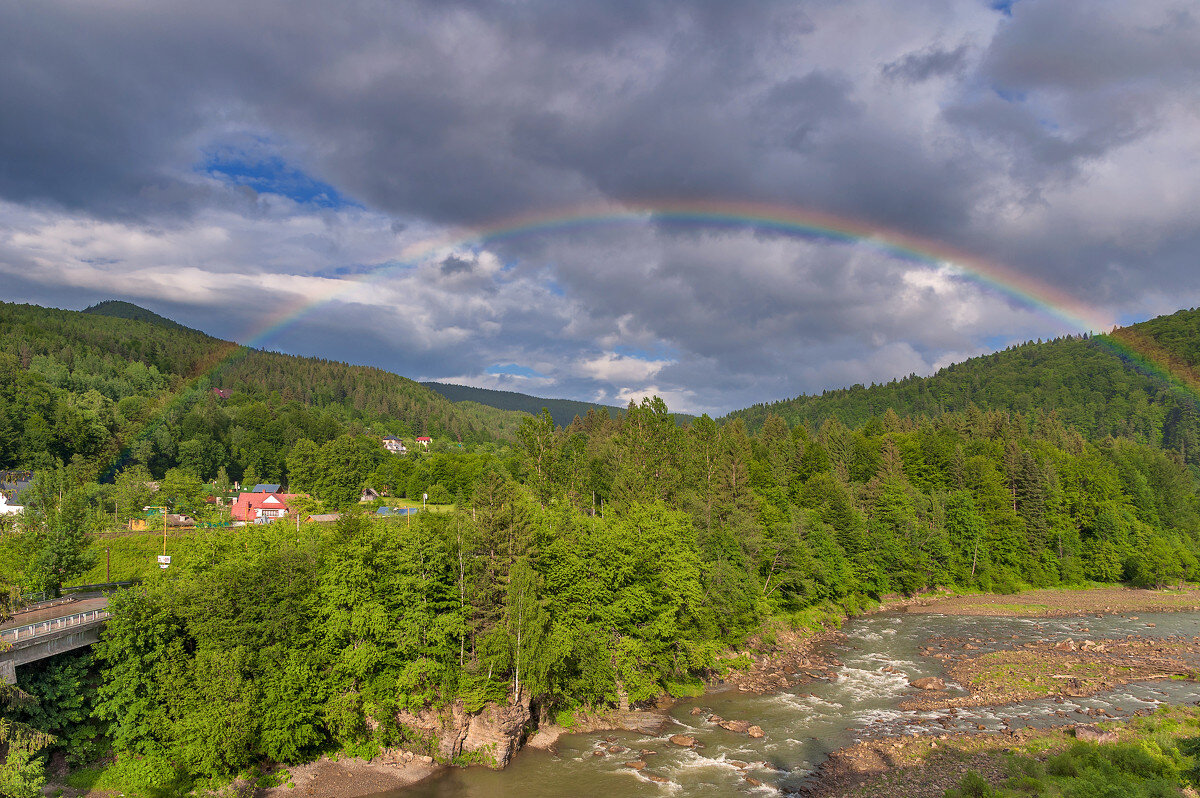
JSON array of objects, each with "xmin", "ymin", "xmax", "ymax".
[
  {"xmin": 910, "ymin": 677, "xmax": 946, "ymax": 691},
  {"xmin": 669, "ymin": 734, "xmax": 696, "ymax": 747}
]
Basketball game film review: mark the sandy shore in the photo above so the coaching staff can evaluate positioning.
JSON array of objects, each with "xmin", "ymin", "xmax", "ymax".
[
  {"xmin": 907, "ymin": 585, "xmax": 1200, "ymax": 617},
  {"xmin": 258, "ymin": 753, "xmax": 441, "ymax": 798}
]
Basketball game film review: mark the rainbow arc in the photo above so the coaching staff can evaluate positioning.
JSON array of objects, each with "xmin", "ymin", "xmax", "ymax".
[{"xmin": 100, "ymin": 199, "xmax": 1200, "ymax": 476}]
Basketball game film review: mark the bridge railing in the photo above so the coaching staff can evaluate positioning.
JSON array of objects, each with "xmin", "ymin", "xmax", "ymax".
[
  {"xmin": 18, "ymin": 581, "xmax": 138, "ymax": 609},
  {"xmin": 1, "ymin": 609, "xmax": 110, "ymax": 643}
]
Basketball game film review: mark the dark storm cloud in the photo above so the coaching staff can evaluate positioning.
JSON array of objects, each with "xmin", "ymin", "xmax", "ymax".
[
  {"xmin": 1, "ymin": 0, "xmax": 1198, "ymax": 413},
  {"xmin": 439, "ymin": 256, "xmax": 475, "ymax": 277},
  {"xmin": 882, "ymin": 44, "xmax": 970, "ymax": 83}
]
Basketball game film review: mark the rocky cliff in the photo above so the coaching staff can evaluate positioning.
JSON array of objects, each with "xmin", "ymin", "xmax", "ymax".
[{"xmin": 396, "ymin": 697, "xmax": 533, "ymax": 769}]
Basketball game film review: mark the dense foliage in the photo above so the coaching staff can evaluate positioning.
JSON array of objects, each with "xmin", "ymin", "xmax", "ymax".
[
  {"xmin": 9, "ymin": 398, "xmax": 1198, "ymax": 787},
  {"xmin": 729, "ymin": 308, "xmax": 1200, "ymax": 473}
]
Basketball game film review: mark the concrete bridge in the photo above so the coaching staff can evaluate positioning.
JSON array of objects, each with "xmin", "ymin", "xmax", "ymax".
[{"xmin": 0, "ymin": 593, "xmax": 114, "ymax": 685}]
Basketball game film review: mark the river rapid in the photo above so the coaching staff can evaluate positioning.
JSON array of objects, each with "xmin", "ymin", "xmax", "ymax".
[{"xmin": 375, "ymin": 609, "xmax": 1200, "ymax": 798}]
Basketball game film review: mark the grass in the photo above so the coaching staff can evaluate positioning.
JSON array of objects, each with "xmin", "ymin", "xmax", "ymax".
[
  {"xmin": 379, "ymin": 498, "xmax": 457, "ymax": 515},
  {"xmin": 957, "ymin": 602, "xmax": 1051, "ymax": 614},
  {"xmin": 970, "ymin": 655, "xmax": 1122, "ymax": 697},
  {"xmin": 855, "ymin": 706, "xmax": 1200, "ymax": 798},
  {"xmin": 74, "ymin": 529, "xmax": 231, "ymax": 585}
]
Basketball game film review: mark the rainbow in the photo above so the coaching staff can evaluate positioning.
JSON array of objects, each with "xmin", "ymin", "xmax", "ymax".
[
  {"xmin": 252, "ymin": 198, "xmax": 1118, "ymax": 345},
  {"xmin": 102, "ymin": 199, "xmax": 1200, "ymax": 476}
]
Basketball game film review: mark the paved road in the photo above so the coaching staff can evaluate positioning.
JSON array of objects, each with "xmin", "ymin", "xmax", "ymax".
[{"xmin": 1, "ymin": 596, "xmax": 110, "ymax": 632}]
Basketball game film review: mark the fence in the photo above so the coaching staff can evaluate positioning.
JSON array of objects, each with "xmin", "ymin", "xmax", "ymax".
[
  {"xmin": 18, "ymin": 580, "xmax": 138, "ymax": 608},
  {"xmin": 1, "ymin": 608, "xmax": 110, "ymax": 642}
]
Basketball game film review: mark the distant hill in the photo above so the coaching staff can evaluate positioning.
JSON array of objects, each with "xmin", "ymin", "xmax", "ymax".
[
  {"xmin": 83, "ymin": 299, "xmax": 194, "ymax": 333},
  {"xmin": 0, "ymin": 301, "xmax": 529, "ymax": 477},
  {"xmin": 422, "ymin": 382, "xmax": 621, "ymax": 427},
  {"xmin": 725, "ymin": 307, "xmax": 1200, "ymax": 471}
]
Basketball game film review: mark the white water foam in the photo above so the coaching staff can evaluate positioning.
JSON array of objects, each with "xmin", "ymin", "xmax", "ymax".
[{"xmin": 835, "ymin": 666, "xmax": 911, "ymax": 701}]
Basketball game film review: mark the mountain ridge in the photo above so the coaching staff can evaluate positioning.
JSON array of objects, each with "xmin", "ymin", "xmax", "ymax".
[{"xmin": 725, "ymin": 306, "xmax": 1200, "ymax": 471}]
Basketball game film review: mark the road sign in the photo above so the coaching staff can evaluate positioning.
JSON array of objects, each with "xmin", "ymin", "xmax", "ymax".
[{"xmin": 157, "ymin": 555, "xmax": 171, "ymax": 569}]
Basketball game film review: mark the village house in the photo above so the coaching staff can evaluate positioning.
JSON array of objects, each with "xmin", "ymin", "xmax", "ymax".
[
  {"xmin": 0, "ymin": 494, "xmax": 22, "ymax": 516},
  {"xmin": 129, "ymin": 507, "xmax": 195, "ymax": 530},
  {"xmin": 416, "ymin": 436, "xmax": 432, "ymax": 448},
  {"xmin": 230, "ymin": 491, "xmax": 304, "ymax": 524},
  {"xmin": 382, "ymin": 435, "xmax": 407, "ymax": 454}
]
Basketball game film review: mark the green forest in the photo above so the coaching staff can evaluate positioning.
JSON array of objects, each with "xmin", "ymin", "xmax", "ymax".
[
  {"xmin": 0, "ymin": 301, "xmax": 529, "ymax": 484},
  {"xmin": 728, "ymin": 307, "xmax": 1200, "ymax": 473},
  {"xmin": 3, "ymin": 301, "xmax": 1200, "ymax": 795}
]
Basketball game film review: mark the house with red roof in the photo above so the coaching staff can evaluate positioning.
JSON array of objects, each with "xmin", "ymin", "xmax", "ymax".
[
  {"xmin": 416, "ymin": 436, "xmax": 432, "ymax": 448},
  {"xmin": 230, "ymin": 492, "xmax": 303, "ymax": 524}
]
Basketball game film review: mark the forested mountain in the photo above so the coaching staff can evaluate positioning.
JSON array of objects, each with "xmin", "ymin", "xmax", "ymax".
[
  {"xmin": 0, "ymin": 301, "xmax": 527, "ymax": 483},
  {"xmin": 727, "ymin": 307, "xmax": 1200, "ymax": 472},
  {"xmin": 422, "ymin": 381, "xmax": 621, "ymax": 427},
  {"xmin": 81, "ymin": 300, "xmax": 193, "ymax": 332}
]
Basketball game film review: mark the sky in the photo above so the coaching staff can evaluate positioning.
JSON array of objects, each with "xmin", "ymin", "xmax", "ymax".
[{"xmin": 1, "ymin": 0, "xmax": 1198, "ymax": 416}]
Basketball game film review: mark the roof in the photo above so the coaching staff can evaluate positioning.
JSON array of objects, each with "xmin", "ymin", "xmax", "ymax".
[
  {"xmin": 253, "ymin": 484, "xmax": 281, "ymax": 493},
  {"xmin": 416, "ymin": 436, "xmax": 432, "ymax": 441},
  {"xmin": 230, "ymin": 492, "xmax": 303, "ymax": 521},
  {"xmin": 0, "ymin": 477, "xmax": 32, "ymax": 501},
  {"xmin": 382, "ymin": 435, "xmax": 400, "ymax": 441},
  {"xmin": 306, "ymin": 513, "xmax": 341, "ymax": 523}
]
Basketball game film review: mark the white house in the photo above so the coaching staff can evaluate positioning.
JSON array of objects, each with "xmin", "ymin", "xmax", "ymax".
[
  {"xmin": 0, "ymin": 494, "xmax": 22, "ymax": 516},
  {"xmin": 382, "ymin": 435, "xmax": 407, "ymax": 454}
]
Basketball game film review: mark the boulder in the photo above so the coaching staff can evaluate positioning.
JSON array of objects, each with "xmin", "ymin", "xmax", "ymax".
[
  {"xmin": 748, "ymin": 725, "xmax": 765, "ymax": 738},
  {"xmin": 624, "ymin": 761, "xmax": 646, "ymax": 770},
  {"xmin": 669, "ymin": 734, "xmax": 696, "ymax": 747},
  {"xmin": 719, "ymin": 719, "xmax": 751, "ymax": 734},
  {"xmin": 910, "ymin": 677, "xmax": 946, "ymax": 691},
  {"xmin": 1074, "ymin": 725, "xmax": 1118, "ymax": 743}
]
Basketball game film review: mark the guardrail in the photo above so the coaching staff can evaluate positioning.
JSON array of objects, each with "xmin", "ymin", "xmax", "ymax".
[
  {"xmin": 19, "ymin": 580, "xmax": 137, "ymax": 607},
  {"xmin": 1, "ymin": 609, "xmax": 110, "ymax": 643}
]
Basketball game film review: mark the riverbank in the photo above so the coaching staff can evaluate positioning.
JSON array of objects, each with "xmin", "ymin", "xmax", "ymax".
[
  {"xmin": 906, "ymin": 585, "xmax": 1200, "ymax": 617},
  {"xmin": 258, "ymin": 751, "xmax": 440, "ymax": 798},
  {"xmin": 801, "ymin": 704, "xmax": 1200, "ymax": 797}
]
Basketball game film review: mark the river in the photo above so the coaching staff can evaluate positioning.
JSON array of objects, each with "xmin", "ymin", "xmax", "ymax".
[{"xmin": 374, "ymin": 609, "xmax": 1200, "ymax": 797}]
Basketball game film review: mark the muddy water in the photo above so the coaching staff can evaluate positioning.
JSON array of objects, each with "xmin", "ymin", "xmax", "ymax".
[{"xmin": 378, "ymin": 610, "xmax": 1200, "ymax": 797}]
